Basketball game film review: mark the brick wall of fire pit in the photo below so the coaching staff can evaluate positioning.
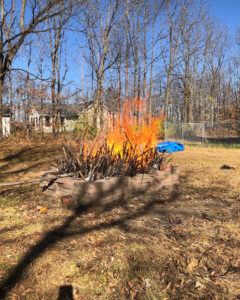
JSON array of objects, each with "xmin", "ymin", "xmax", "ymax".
[{"xmin": 40, "ymin": 166, "xmax": 179, "ymax": 208}]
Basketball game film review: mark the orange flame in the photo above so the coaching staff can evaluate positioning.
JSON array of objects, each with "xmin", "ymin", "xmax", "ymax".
[
  {"xmin": 71, "ymin": 98, "xmax": 164, "ymax": 161},
  {"xmin": 106, "ymin": 98, "xmax": 164, "ymax": 155}
]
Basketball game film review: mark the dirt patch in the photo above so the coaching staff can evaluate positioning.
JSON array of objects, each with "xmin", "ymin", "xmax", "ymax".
[{"xmin": 0, "ymin": 144, "xmax": 240, "ymax": 299}]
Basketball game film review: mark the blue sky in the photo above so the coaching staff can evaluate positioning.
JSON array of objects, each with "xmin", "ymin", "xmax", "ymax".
[
  {"xmin": 209, "ymin": 0, "xmax": 240, "ymax": 32},
  {"xmin": 72, "ymin": 0, "xmax": 240, "ymax": 94},
  {"xmin": 11, "ymin": 0, "xmax": 240, "ymax": 99}
]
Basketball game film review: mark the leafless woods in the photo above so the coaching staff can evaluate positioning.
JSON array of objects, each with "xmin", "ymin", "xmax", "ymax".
[{"xmin": 0, "ymin": 0, "xmax": 240, "ymax": 135}]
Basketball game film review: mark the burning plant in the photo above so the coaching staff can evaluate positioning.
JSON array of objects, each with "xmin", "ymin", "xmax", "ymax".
[{"xmin": 57, "ymin": 99, "xmax": 166, "ymax": 180}]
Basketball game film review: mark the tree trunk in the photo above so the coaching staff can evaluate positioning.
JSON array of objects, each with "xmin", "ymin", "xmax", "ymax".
[
  {"xmin": 133, "ymin": 4, "xmax": 140, "ymax": 101},
  {"xmin": 51, "ymin": 66, "xmax": 56, "ymax": 135},
  {"xmin": 148, "ymin": 7, "xmax": 156, "ymax": 117},
  {"xmin": 0, "ymin": 76, "xmax": 3, "ymax": 135},
  {"xmin": 165, "ymin": 67, "xmax": 172, "ymax": 121},
  {"xmin": 117, "ymin": 63, "xmax": 121, "ymax": 118},
  {"xmin": 125, "ymin": 0, "xmax": 130, "ymax": 100},
  {"xmin": 9, "ymin": 69, "xmax": 13, "ymax": 120},
  {"xmin": 96, "ymin": 73, "xmax": 104, "ymax": 129},
  {"xmin": 40, "ymin": 59, "xmax": 44, "ymax": 133},
  {"xmin": 143, "ymin": 7, "xmax": 147, "ymax": 99}
]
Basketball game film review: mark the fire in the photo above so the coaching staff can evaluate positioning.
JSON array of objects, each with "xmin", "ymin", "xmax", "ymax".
[
  {"xmin": 60, "ymin": 99, "xmax": 164, "ymax": 179},
  {"xmin": 106, "ymin": 98, "xmax": 163, "ymax": 155}
]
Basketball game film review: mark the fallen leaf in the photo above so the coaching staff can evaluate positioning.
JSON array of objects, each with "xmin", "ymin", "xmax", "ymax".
[
  {"xmin": 195, "ymin": 281, "xmax": 203, "ymax": 289},
  {"xmin": 213, "ymin": 281, "xmax": 222, "ymax": 286},
  {"xmin": 144, "ymin": 278, "xmax": 151, "ymax": 288},
  {"xmin": 165, "ymin": 282, "xmax": 171, "ymax": 290},
  {"xmin": 128, "ymin": 281, "xmax": 133, "ymax": 289},
  {"xmin": 211, "ymin": 271, "xmax": 215, "ymax": 276},
  {"xmin": 40, "ymin": 206, "xmax": 48, "ymax": 212},
  {"xmin": 187, "ymin": 258, "xmax": 198, "ymax": 272},
  {"xmin": 161, "ymin": 271, "xmax": 166, "ymax": 278},
  {"xmin": 130, "ymin": 291, "xmax": 136, "ymax": 300}
]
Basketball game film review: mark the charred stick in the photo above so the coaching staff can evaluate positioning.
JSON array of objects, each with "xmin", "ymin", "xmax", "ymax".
[{"xmin": 123, "ymin": 131, "xmax": 134, "ymax": 149}]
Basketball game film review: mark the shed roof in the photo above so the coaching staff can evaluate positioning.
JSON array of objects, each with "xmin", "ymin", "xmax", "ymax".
[{"xmin": 2, "ymin": 106, "xmax": 11, "ymax": 117}]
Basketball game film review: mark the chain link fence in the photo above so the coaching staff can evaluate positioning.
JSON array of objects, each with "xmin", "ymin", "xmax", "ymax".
[{"xmin": 164, "ymin": 121, "xmax": 240, "ymax": 145}]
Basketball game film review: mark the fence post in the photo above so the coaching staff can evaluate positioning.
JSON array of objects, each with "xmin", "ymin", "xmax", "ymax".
[
  {"xmin": 181, "ymin": 123, "xmax": 184, "ymax": 144},
  {"xmin": 201, "ymin": 122, "xmax": 204, "ymax": 144},
  {"xmin": 164, "ymin": 121, "xmax": 166, "ymax": 141}
]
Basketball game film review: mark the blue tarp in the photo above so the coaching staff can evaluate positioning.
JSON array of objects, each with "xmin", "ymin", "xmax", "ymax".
[{"xmin": 156, "ymin": 141, "xmax": 185, "ymax": 153}]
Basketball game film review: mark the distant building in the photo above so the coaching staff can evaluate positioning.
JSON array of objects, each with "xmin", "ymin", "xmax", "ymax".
[
  {"xmin": 28, "ymin": 106, "xmax": 79, "ymax": 133},
  {"xmin": 28, "ymin": 101, "xmax": 115, "ymax": 133},
  {"xmin": 1, "ymin": 107, "xmax": 11, "ymax": 136},
  {"xmin": 0, "ymin": 101, "xmax": 115, "ymax": 136},
  {"xmin": 78, "ymin": 102, "xmax": 115, "ymax": 130}
]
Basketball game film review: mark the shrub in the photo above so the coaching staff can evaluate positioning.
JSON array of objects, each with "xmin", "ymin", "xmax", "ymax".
[{"xmin": 72, "ymin": 114, "xmax": 98, "ymax": 139}]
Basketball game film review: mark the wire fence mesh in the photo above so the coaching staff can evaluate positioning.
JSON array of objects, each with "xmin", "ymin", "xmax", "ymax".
[{"xmin": 164, "ymin": 121, "xmax": 240, "ymax": 145}]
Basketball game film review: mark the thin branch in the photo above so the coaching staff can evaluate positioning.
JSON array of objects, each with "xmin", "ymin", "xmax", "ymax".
[{"xmin": 9, "ymin": 68, "xmax": 51, "ymax": 81}]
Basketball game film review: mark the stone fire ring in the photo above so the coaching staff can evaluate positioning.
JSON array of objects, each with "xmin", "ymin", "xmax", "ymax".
[{"xmin": 40, "ymin": 166, "xmax": 180, "ymax": 208}]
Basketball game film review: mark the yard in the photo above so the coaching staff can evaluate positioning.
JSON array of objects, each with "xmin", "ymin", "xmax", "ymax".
[{"xmin": 0, "ymin": 141, "xmax": 240, "ymax": 299}]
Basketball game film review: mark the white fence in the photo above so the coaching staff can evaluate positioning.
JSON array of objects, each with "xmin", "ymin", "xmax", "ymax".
[{"xmin": 164, "ymin": 121, "xmax": 240, "ymax": 145}]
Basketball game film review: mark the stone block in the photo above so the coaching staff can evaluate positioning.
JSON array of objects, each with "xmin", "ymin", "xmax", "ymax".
[{"xmin": 41, "ymin": 166, "xmax": 180, "ymax": 207}]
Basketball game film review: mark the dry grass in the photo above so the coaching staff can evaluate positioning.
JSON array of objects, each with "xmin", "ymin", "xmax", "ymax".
[
  {"xmin": 0, "ymin": 143, "xmax": 240, "ymax": 299},
  {"xmin": 0, "ymin": 140, "xmax": 62, "ymax": 183}
]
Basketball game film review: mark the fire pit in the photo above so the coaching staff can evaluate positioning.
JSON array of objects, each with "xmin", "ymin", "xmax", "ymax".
[
  {"xmin": 40, "ymin": 165, "xmax": 179, "ymax": 208},
  {"xmin": 40, "ymin": 99, "xmax": 180, "ymax": 207}
]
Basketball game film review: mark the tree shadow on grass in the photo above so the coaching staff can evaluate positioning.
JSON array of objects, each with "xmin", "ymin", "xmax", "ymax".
[
  {"xmin": 0, "ymin": 162, "xmax": 48, "ymax": 180},
  {"xmin": 0, "ymin": 224, "xmax": 25, "ymax": 236},
  {"xmin": 0, "ymin": 148, "xmax": 31, "ymax": 162},
  {"xmin": 57, "ymin": 285, "xmax": 74, "ymax": 300},
  {"xmin": 0, "ymin": 175, "xmax": 182, "ymax": 299},
  {"xmin": 0, "ymin": 145, "xmax": 59, "ymax": 178},
  {"xmin": 0, "ymin": 145, "xmax": 58, "ymax": 163}
]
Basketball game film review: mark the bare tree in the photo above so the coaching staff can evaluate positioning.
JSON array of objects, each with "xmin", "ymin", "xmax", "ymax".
[
  {"xmin": 161, "ymin": 0, "xmax": 188, "ymax": 121},
  {"xmin": 124, "ymin": 0, "xmax": 130, "ymax": 100},
  {"xmin": 80, "ymin": 0, "xmax": 122, "ymax": 127},
  {"xmin": 176, "ymin": 0, "xmax": 210, "ymax": 122},
  {"xmin": 148, "ymin": 0, "xmax": 159, "ymax": 116},
  {"xmin": 47, "ymin": 9, "xmax": 69, "ymax": 134},
  {"xmin": 142, "ymin": 4, "xmax": 148, "ymax": 99},
  {"xmin": 0, "ymin": 0, "xmax": 75, "ymax": 133},
  {"xmin": 131, "ymin": 2, "xmax": 141, "ymax": 100}
]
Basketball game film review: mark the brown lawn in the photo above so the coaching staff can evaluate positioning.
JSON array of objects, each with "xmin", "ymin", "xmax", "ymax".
[{"xmin": 0, "ymin": 142, "xmax": 240, "ymax": 299}]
